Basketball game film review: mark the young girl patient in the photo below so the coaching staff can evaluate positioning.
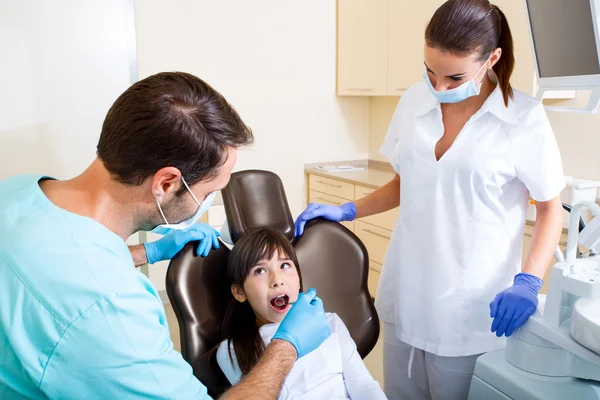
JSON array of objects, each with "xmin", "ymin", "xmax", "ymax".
[{"xmin": 216, "ymin": 228, "xmax": 386, "ymax": 399}]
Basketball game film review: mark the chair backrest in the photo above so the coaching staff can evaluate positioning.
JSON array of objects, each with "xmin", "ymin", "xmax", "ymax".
[
  {"xmin": 166, "ymin": 169, "xmax": 379, "ymax": 396},
  {"xmin": 166, "ymin": 243, "xmax": 232, "ymax": 397},
  {"xmin": 294, "ymin": 219, "xmax": 379, "ymax": 358}
]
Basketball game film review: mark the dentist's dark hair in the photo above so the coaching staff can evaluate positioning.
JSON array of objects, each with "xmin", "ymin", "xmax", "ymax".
[
  {"xmin": 425, "ymin": 0, "xmax": 515, "ymax": 106},
  {"xmin": 221, "ymin": 228, "xmax": 303, "ymax": 376},
  {"xmin": 97, "ymin": 72, "xmax": 253, "ymax": 194}
]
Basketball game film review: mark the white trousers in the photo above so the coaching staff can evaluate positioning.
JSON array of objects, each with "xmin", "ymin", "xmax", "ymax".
[{"xmin": 383, "ymin": 323, "xmax": 482, "ymax": 400}]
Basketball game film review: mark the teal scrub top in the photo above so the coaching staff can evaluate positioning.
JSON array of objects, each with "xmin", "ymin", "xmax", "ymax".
[{"xmin": 0, "ymin": 175, "xmax": 211, "ymax": 399}]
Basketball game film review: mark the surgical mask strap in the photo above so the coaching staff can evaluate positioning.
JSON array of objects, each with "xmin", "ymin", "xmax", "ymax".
[
  {"xmin": 180, "ymin": 176, "xmax": 202, "ymax": 207},
  {"xmin": 474, "ymin": 54, "xmax": 492, "ymax": 86},
  {"xmin": 156, "ymin": 176, "xmax": 202, "ymax": 226}
]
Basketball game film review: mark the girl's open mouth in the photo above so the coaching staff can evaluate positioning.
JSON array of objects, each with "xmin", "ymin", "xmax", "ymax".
[{"xmin": 269, "ymin": 294, "xmax": 290, "ymax": 313}]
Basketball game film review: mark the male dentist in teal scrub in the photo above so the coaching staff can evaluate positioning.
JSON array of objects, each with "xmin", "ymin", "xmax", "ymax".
[{"xmin": 0, "ymin": 72, "xmax": 331, "ymax": 399}]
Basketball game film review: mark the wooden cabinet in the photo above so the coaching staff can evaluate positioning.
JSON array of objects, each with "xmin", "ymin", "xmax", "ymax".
[
  {"xmin": 386, "ymin": 0, "xmax": 444, "ymax": 94},
  {"xmin": 337, "ymin": 0, "xmax": 558, "ymax": 97},
  {"xmin": 337, "ymin": 0, "xmax": 435, "ymax": 95},
  {"xmin": 306, "ymin": 172, "xmax": 398, "ymax": 298},
  {"xmin": 355, "ymin": 185, "xmax": 399, "ymax": 230},
  {"xmin": 336, "ymin": 0, "xmax": 390, "ymax": 95},
  {"xmin": 368, "ymin": 261, "xmax": 382, "ymax": 297},
  {"xmin": 308, "ymin": 189, "xmax": 355, "ymax": 231}
]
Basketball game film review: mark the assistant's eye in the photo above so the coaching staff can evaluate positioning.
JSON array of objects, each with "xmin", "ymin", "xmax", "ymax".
[{"xmin": 449, "ymin": 76, "xmax": 463, "ymax": 82}]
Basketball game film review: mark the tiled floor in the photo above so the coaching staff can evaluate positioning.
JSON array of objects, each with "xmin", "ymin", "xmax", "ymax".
[{"xmin": 164, "ymin": 303, "xmax": 385, "ymax": 388}]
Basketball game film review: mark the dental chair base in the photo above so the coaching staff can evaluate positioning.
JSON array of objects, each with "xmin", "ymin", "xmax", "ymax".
[{"xmin": 469, "ymin": 350, "xmax": 600, "ymax": 399}]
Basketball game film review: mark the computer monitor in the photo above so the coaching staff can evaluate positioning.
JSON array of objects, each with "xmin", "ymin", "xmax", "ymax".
[{"xmin": 525, "ymin": 0, "xmax": 600, "ymax": 112}]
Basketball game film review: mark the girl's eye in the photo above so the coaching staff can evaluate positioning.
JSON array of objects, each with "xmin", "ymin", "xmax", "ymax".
[
  {"xmin": 253, "ymin": 267, "xmax": 266, "ymax": 275},
  {"xmin": 281, "ymin": 262, "xmax": 291, "ymax": 269}
]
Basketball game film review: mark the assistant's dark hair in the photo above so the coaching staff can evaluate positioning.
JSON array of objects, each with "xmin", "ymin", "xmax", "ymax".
[
  {"xmin": 97, "ymin": 72, "xmax": 253, "ymax": 190},
  {"xmin": 221, "ymin": 228, "xmax": 302, "ymax": 376},
  {"xmin": 425, "ymin": 0, "xmax": 515, "ymax": 106}
]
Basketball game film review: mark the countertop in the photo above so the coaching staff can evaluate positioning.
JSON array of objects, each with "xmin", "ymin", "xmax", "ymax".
[
  {"xmin": 304, "ymin": 159, "xmax": 567, "ymax": 233},
  {"xmin": 304, "ymin": 160, "xmax": 396, "ymax": 189}
]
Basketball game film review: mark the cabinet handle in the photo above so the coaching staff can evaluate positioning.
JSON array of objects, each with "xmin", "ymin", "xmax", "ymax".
[
  {"xmin": 316, "ymin": 180, "xmax": 342, "ymax": 188},
  {"xmin": 363, "ymin": 228, "xmax": 391, "ymax": 240},
  {"xmin": 316, "ymin": 196, "xmax": 340, "ymax": 206}
]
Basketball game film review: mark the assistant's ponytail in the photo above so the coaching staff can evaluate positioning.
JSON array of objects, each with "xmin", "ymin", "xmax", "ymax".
[{"xmin": 491, "ymin": 5, "xmax": 515, "ymax": 106}]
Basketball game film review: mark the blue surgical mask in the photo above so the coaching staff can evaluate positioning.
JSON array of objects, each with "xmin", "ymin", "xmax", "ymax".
[
  {"xmin": 151, "ymin": 177, "xmax": 216, "ymax": 233},
  {"xmin": 423, "ymin": 57, "xmax": 490, "ymax": 104}
]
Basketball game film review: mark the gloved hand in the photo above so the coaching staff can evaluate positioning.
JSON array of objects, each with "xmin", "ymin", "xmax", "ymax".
[
  {"xmin": 272, "ymin": 288, "xmax": 332, "ymax": 358},
  {"xmin": 144, "ymin": 223, "xmax": 221, "ymax": 264},
  {"xmin": 294, "ymin": 202, "xmax": 357, "ymax": 237},
  {"xmin": 490, "ymin": 272, "xmax": 543, "ymax": 337}
]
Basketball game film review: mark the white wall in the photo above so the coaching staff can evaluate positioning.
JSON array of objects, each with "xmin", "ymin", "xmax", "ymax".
[
  {"xmin": 369, "ymin": 97, "xmax": 399, "ymax": 162},
  {"xmin": 0, "ymin": 0, "xmax": 135, "ymax": 181},
  {"xmin": 134, "ymin": 0, "xmax": 371, "ymax": 290}
]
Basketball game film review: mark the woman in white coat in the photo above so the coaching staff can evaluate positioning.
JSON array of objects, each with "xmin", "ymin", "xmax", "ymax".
[{"xmin": 294, "ymin": 0, "xmax": 565, "ymax": 398}]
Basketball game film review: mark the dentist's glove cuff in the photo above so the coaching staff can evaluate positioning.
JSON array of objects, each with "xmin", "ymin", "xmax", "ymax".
[
  {"xmin": 340, "ymin": 202, "xmax": 357, "ymax": 222},
  {"xmin": 144, "ymin": 242, "xmax": 159, "ymax": 265},
  {"xmin": 272, "ymin": 331, "xmax": 301, "ymax": 359},
  {"xmin": 513, "ymin": 272, "xmax": 543, "ymax": 294}
]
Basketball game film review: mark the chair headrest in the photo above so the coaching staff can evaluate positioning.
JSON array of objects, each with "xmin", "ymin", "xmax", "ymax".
[{"xmin": 222, "ymin": 170, "xmax": 294, "ymax": 243}]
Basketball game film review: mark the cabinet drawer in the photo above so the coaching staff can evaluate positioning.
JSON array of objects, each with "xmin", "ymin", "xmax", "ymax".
[
  {"xmin": 309, "ymin": 174, "xmax": 354, "ymax": 200},
  {"xmin": 370, "ymin": 260, "xmax": 383, "ymax": 273},
  {"xmin": 308, "ymin": 190, "xmax": 354, "ymax": 232},
  {"xmin": 368, "ymin": 267, "xmax": 381, "ymax": 298},
  {"xmin": 354, "ymin": 220, "xmax": 392, "ymax": 265},
  {"xmin": 354, "ymin": 184, "xmax": 400, "ymax": 231}
]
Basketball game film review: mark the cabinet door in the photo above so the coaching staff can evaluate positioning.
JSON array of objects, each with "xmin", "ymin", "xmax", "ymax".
[
  {"xmin": 337, "ymin": 0, "xmax": 390, "ymax": 95},
  {"xmin": 387, "ymin": 0, "xmax": 444, "ymax": 94},
  {"xmin": 493, "ymin": 0, "xmax": 536, "ymax": 96}
]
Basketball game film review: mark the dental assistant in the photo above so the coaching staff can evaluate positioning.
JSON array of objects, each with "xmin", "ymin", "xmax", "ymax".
[
  {"xmin": 0, "ymin": 72, "xmax": 331, "ymax": 399},
  {"xmin": 295, "ymin": 0, "xmax": 565, "ymax": 399}
]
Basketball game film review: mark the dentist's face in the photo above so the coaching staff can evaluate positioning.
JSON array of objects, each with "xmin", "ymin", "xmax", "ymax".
[{"xmin": 151, "ymin": 148, "xmax": 237, "ymax": 227}]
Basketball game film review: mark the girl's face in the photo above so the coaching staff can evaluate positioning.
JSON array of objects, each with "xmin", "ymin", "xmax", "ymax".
[{"xmin": 231, "ymin": 249, "xmax": 301, "ymax": 326}]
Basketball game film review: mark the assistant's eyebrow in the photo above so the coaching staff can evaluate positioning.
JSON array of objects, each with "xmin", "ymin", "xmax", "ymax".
[{"xmin": 423, "ymin": 61, "xmax": 467, "ymax": 78}]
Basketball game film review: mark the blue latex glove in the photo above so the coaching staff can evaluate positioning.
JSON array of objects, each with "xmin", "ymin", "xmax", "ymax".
[
  {"xmin": 294, "ymin": 202, "xmax": 357, "ymax": 237},
  {"xmin": 144, "ymin": 223, "xmax": 221, "ymax": 264},
  {"xmin": 490, "ymin": 273, "xmax": 543, "ymax": 337},
  {"xmin": 272, "ymin": 288, "xmax": 332, "ymax": 359}
]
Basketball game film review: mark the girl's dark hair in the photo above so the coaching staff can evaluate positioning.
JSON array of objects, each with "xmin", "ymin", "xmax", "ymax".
[
  {"xmin": 425, "ymin": 0, "xmax": 515, "ymax": 106},
  {"xmin": 221, "ymin": 228, "xmax": 302, "ymax": 376}
]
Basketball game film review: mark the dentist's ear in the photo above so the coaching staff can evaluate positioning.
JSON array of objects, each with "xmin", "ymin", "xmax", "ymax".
[{"xmin": 231, "ymin": 284, "xmax": 246, "ymax": 303}]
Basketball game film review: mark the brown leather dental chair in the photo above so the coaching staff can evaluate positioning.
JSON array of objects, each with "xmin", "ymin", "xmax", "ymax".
[{"xmin": 166, "ymin": 169, "xmax": 380, "ymax": 397}]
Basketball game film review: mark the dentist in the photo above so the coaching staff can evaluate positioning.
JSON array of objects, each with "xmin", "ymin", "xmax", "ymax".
[
  {"xmin": 0, "ymin": 72, "xmax": 331, "ymax": 399},
  {"xmin": 295, "ymin": 0, "xmax": 565, "ymax": 398}
]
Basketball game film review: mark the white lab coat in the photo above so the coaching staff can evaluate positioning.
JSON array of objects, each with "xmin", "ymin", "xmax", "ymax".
[
  {"xmin": 376, "ymin": 80, "xmax": 565, "ymax": 358},
  {"xmin": 216, "ymin": 313, "xmax": 386, "ymax": 400}
]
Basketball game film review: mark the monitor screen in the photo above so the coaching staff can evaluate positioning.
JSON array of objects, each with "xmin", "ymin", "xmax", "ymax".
[{"xmin": 527, "ymin": 0, "xmax": 600, "ymax": 78}]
